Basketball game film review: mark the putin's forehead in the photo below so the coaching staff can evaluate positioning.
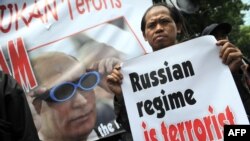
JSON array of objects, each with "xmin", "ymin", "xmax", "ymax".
[
  {"xmin": 33, "ymin": 53, "xmax": 86, "ymax": 88},
  {"xmin": 41, "ymin": 63, "xmax": 85, "ymax": 88}
]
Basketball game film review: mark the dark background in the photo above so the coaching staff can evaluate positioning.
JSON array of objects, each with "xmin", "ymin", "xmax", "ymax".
[{"xmin": 153, "ymin": 0, "xmax": 250, "ymax": 58}]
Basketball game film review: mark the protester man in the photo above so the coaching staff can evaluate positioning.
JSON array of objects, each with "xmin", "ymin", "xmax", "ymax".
[
  {"xmin": 0, "ymin": 70, "xmax": 40, "ymax": 141},
  {"xmin": 106, "ymin": 4, "xmax": 249, "ymax": 141},
  {"xmin": 202, "ymin": 23, "xmax": 250, "ymax": 119}
]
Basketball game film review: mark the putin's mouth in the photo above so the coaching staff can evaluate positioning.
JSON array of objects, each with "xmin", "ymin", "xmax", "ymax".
[{"xmin": 70, "ymin": 111, "xmax": 92, "ymax": 123}]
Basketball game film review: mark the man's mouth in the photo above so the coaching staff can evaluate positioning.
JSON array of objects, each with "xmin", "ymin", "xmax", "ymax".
[
  {"xmin": 154, "ymin": 35, "xmax": 166, "ymax": 41},
  {"xmin": 70, "ymin": 111, "xmax": 92, "ymax": 123}
]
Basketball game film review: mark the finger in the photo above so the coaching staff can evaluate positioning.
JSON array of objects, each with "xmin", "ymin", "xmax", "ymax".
[
  {"xmin": 221, "ymin": 47, "xmax": 239, "ymax": 63},
  {"xmin": 112, "ymin": 72, "xmax": 122, "ymax": 82},
  {"xmin": 107, "ymin": 74, "xmax": 120, "ymax": 84},
  {"xmin": 216, "ymin": 40, "xmax": 228, "ymax": 47},
  {"xmin": 219, "ymin": 42, "xmax": 234, "ymax": 57},
  {"xmin": 113, "ymin": 68, "xmax": 123, "ymax": 80},
  {"xmin": 106, "ymin": 75, "xmax": 113, "ymax": 83},
  {"xmin": 225, "ymin": 51, "xmax": 242, "ymax": 65}
]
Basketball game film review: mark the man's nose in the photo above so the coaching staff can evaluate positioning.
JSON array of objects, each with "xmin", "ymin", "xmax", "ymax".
[
  {"xmin": 155, "ymin": 24, "xmax": 164, "ymax": 32},
  {"xmin": 71, "ymin": 90, "xmax": 88, "ymax": 108}
]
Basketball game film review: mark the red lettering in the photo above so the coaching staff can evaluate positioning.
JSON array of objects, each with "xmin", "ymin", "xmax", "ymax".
[
  {"xmin": 92, "ymin": 0, "xmax": 102, "ymax": 11},
  {"xmin": 146, "ymin": 106, "xmax": 237, "ymax": 141},
  {"xmin": 14, "ymin": 3, "xmax": 29, "ymax": 30},
  {"xmin": 28, "ymin": 0, "xmax": 44, "ymax": 24},
  {"xmin": 102, "ymin": 0, "xmax": 108, "ymax": 9},
  {"xmin": 0, "ymin": 47, "xmax": 11, "ymax": 74},
  {"xmin": 0, "ymin": 4, "xmax": 13, "ymax": 33},
  {"xmin": 65, "ymin": 0, "xmax": 73, "ymax": 20},
  {"xmin": 150, "ymin": 128, "xmax": 157, "ymax": 141},
  {"xmin": 161, "ymin": 122, "xmax": 169, "ymax": 141},
  {"xmin": 8, "ymin": 37, "xmax": 37, "ymax": 91},
  {"xmin": 177, "ymin": 122, "xmax": 185, "ymax": 141},
  {"xmin": 44, "ymin": 0, "xmax": 58, "ymax": 22},
  {"xmin": 142, "ymin": 121, "xmax": 158, "ymax": 141},
  {"xmin": 84, "ymin": 0, "xmax": 91, "ymax": 12},
  {"xmin": 225, "ymin": 106, "xmax": 235, "ymax": 124},
  {"xmin": 193, "ymin": 119, "xmax": 206, "ymax": 141},
  {"xmin": 1, "ymin": 0, "xmax": 123, "ymax": 33},
  {"xmin": 203, "ymin": 116, "xmax": 214, "ymax": 140},
  {"xmin": 142, "ymin": 122, "xmax": 150, "ymax": 141},
  {"xmin": 168, "ymin": 125, "xmax": 178, "ymax": 141},
  {"xmin": 217, "ymin": 112, "xmax": 226, "ymax": 133},
  {"xmin": 184, "ymin": 120, "xmax": 194, "ymax": 141},
  {"xmin": 110, "ymin": 0, "xmax": 115, "ymax": 8},
  {"xmin": 76, "ymin": 0, "xmax": 85, "ymax": 14},
  {"xmin": 115, "ymin": 0, "xmax": 122, "ymax": 8},
  {"xmin": 211, "ymin": 113, "xmax": 222, "ymax": 139}
]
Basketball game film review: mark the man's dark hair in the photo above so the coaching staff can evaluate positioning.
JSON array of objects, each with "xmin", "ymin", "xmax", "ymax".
[{"xmin": 140, "ymin": 3, "xmax": 188, "ymax": 39}]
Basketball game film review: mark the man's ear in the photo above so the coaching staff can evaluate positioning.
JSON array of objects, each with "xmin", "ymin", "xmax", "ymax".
[{"xmin": 32, "ymin": 98, "xmax": 42, "ymax": 115}]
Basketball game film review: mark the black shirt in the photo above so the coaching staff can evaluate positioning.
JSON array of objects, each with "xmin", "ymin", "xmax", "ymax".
[{"xmin": 0, "ymin": 71, "xmax": 40, "ymax": 141}]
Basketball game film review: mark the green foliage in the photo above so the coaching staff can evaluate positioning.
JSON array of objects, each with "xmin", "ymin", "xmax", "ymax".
[
  {"xmin": 183, "ymin": 0, "xmax": 250, "ymax": 57},
  {"xmin": 237, "ymin": 25, "xmax": 250, "ymax": 58}
]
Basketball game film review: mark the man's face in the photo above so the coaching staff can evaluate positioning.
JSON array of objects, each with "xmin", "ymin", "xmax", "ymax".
[
  {"xmin": 33, "ymin": 53, "xmax": 96, "ymax": 141},
  {"xmin": 143, "ymin": 6, "xmax": 181, "ymax": 51},
  {"xmin": 43, "ymin": 88, "xmax": 96, "ymax": 141},
  {"xmin": 212, "ymin": 29, "xmax": 229, "ymax": 40}
]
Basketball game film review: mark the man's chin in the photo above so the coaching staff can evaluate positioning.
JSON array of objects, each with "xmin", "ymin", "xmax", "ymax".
[{"xmin": 65, "ymin": 128, "xmax": 93, "ymax": 141}]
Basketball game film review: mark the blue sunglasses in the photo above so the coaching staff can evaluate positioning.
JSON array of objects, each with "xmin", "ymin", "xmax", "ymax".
[{"xmin": 36, "ymin": 71, "xmax": 100, "ymax": 102}]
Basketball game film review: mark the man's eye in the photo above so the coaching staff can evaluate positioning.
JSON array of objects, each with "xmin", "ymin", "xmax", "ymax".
[
  {"xmin": 147, "ymin": 23, "xmax": 156, "ymax": 29},
  {"xmin": 159, "ymin": 19, "xmax": 170, "ymax": 24}
]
